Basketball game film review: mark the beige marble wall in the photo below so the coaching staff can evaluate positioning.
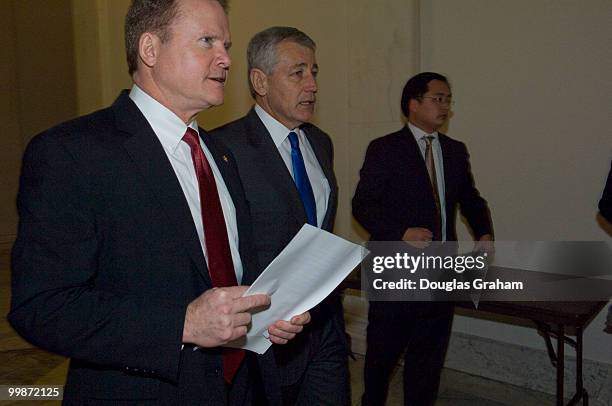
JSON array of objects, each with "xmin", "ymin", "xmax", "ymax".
[
  {"xmin": 1, "ymin": 0, "xmax": 77, "ymax": 246},
  {"xmin": 12, "ymin": 0, "xmax": 77, "ymax": 144},
  {"xmin": 71, "ymin": 0, "xmax": 104, "ymax": 114},
  {"xmin": 345, "ymin": 1, "xmax": 420, "ymax": 242},
  {"xmin": 0, "ymin": 1, "xmax": 22, "ymax": 247},
  {"xmin": 421, "ymin": 0, "xmax": 612, "ymax": 365},
  {"xmin": 72, "ymin": 0, "xmax": 132, "ymax": 114},
  {"xmin": 420, "ymin": 0, "xmax": 612, "ymax": 241}
]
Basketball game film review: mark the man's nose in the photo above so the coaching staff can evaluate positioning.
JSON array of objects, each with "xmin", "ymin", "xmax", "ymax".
[
  {"xmin": 439, "ymin": 101, "xmax": 451, "ymax": 110},
  {"xmin": 305, "ymin": 75, "xmax": 317, "ymax": 92},
  {"xmin": 218, "ymin": 47, "xmax": 231, "ymax": 69}
]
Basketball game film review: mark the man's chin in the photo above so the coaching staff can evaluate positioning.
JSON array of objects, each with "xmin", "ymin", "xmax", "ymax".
[
  {"xmin": 296, "ymin": 110, "xmax": 314, "ymax": 123},
  {"xmin": 204, "ymin": 97, "xmax": 225, "ymax": 109}
]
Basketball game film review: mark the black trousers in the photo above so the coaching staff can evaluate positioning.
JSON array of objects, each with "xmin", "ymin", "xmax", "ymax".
[
  {"xmin": 279, "ymin": 320, "xmax": 350, "ymax": 406},
  {"xmin": 361, "ymin": 301, "xmax": 454, "ymax": 406},
  {"xmin": 274, "ymin": 295, "xmax": 350, "ymax": 406}
]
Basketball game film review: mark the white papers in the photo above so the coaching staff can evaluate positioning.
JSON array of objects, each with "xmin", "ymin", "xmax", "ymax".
[{"xmin": 225, "ymin": 224, "xmax": 368, "ymax": 354}]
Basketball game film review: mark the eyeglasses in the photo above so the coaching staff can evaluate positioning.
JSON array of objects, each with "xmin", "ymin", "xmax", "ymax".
[{"xmin": 419, "ymin": 96, "xmax": 455, "ymax": 106}]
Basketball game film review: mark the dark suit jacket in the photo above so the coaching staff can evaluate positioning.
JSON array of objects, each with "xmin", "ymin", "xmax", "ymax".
[
  {"xmin": 352, "ymin": 125, "xmax": 492, "ymax": 242},
  {"xmin": 211, "ymin": 108, "xmax": 343, "ymax": 386},
  {"xmin": 8, "ymin": 91, "xmax": 275, "ymax": 405}
]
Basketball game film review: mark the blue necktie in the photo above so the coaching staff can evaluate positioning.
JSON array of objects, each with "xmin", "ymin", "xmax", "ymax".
[{"xmin": 288, "ymin": 131, "xmax": 317, "ymax": 226}]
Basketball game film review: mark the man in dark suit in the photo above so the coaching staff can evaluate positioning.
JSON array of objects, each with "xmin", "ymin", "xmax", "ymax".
[
  {"xmin": 8, "ymin": 1, "xmax": 309, "ymax": 404},
  {"xmin": 598, "ymin": 162, "xmax": 612, "ymax": 333},
  {"xmin": 212, "ymin": 27, "xmax": 349, "ymax": 405},
  {"xmin": 352, "ymin": 72, "xmax": 493, "ymax": 406}
]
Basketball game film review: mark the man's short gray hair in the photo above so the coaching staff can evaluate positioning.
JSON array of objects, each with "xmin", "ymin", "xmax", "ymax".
[{"xmin": 246, "ymin": 26, "xmax": 316, "ymax": 98}]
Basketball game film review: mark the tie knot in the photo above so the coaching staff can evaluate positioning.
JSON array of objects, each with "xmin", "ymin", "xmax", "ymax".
[
  {"xmin": 288, "ymin": 131, "xmax": 299, "ymax": 149},
  {"xmin": 182, "ymin": 128, "xmax": 200, "ymax": 148},
  {"xmin": 423, "ymin": 135, "xmax": 435, "ymax": 146}
]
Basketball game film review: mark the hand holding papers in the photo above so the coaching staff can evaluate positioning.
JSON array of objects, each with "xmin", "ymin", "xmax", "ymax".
[{"xmin": 226, "ymin": 224, "xmax": 368, "ymax": 354}]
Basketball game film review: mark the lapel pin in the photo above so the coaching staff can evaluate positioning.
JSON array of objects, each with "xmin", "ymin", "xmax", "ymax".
[{"xmin": 222, "ymin": 155, "xmax": 229, "ymax": 163}]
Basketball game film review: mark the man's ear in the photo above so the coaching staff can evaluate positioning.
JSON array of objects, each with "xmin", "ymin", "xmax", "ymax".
[
  {"xmin": 138, "ymin": 32, "xmax": 160, "ymax": 69},
  {"xmin": 408, "ymin": 98, "xmax": 420, "ymax": 114},
  {"xmin": 250, "ymin": 69, "xmax": 268, "ymax": 97}
]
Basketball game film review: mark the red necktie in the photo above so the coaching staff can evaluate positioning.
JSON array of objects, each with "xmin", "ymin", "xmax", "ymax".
[{"xmin": 182, "ymin": 128, "xmax": 244, "ymax": 383}]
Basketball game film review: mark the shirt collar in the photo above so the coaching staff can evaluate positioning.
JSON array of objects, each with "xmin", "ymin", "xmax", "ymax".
[
  {"xmin": 129, "ymin": 84, "xmax": 199, "ymax": 152},
  {"xmin": 254, "ymin": 104, "xmax": 302, "ymax": 148},
  {"xmin": 408, "ymin": 121, "xmax": 438, "ymax": 143}
]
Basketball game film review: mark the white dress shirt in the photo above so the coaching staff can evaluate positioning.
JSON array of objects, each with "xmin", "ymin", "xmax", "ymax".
[
  {"xmin": 130, "ymin": 85, "xmax": 243, "ymax": 283},
  {"xmin": 408, "ymin": 122, "xmax": 447, "ymax": 241},
  {"xmin": 254, "ymin": 104, "xmax": 330, "ymax": 227}
]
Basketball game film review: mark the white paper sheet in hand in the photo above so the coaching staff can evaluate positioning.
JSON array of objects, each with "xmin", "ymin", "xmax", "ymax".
[{"xmin": 225, "ymin": 224, "xmax": 368, "ymax": 354}]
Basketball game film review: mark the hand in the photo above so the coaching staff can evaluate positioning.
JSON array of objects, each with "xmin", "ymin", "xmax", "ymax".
[
  {"xmin": 402, "ymin": 227, "xmax": 433, "ymax": 248},
  {"xmin": 182, "ymin": 286, "xmax": 270, "ymax": 348},
  {"xmin": 267, "ymin": 311, "xmax": 311, "ymax": 345},
  {"xmin": 474, "ymin": 234, "xmax": 495, "ymax": 257}
]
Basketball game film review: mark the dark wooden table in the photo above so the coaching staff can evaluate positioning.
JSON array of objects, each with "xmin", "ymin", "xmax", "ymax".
[
  {"xmin": 342, "ymin": 274, "xmax": 608, "ymax": 406},
  {"xmin": 456, "ymin": 300, "xmax": 607, "ymax": 406}
]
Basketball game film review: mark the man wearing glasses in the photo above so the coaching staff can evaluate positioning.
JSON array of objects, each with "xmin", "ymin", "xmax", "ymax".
[{"xmin": 352, "ymin": 72, "xmax": 493, "ymax": 405}]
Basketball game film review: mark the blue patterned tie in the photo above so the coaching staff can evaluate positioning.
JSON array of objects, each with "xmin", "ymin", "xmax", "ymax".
[{"xmin": 288, "ymin": 131, "xmax": 317, "ymax": 226}]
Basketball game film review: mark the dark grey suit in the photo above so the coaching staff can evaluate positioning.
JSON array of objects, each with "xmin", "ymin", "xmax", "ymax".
[
  {"xmin": 212, "ymin": 108, "xmax": 350, "ymax": 405},
  {"xmin": 9, "ymin": 92, "xmax": 280, "ymax": 405}
]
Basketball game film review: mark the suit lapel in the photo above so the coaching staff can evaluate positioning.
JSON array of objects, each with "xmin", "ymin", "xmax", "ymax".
[
  {"xmin": 199, "ymin": 129, "xmax": 238, "ymax": 208},
  {"xmin": 244, "ymin": 110, "xmax": 306, "ymax": 222},
  {"xmin": 112, "ymin": 92, "xmax": 212, "ymax": 287},
  {"xmin": 438, "ymin": 134, "xmax": 453, "ymax": 205},
  {"xmin": 302, "ymin": 126, "xmax": 338, "ymax": 231}
]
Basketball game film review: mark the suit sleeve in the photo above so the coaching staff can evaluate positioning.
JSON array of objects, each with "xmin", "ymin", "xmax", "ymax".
[
  {"xmin": 352, "ymin": 140, "xmax": 406, "ymax": 241},
  {"xmin": 599, "ymin": 162, "xmax": 612, "ymax": 223},
  {"xmin": 455, "ymin": 142, "xmax": 493, "ymax": 239},
  {"xmin": 8, "ymin": 134, "xmax": 186, "ymax": 382},
  {"xmin": 322, "ymin": 132, "xmax": 339, "ymax": 229},
  {"xmin": 326, "ymin": 132, "xmax": 334, "ymax": 163}
]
